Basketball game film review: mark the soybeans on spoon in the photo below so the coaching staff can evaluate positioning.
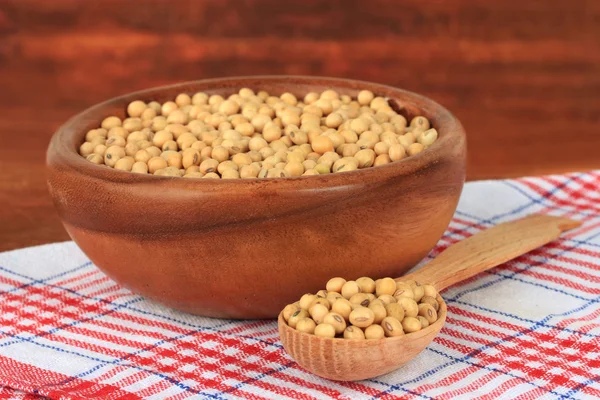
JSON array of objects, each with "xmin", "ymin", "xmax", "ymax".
[{"xmin": 278, "ymin": 214, "xmax": 581, "ymax": 381}]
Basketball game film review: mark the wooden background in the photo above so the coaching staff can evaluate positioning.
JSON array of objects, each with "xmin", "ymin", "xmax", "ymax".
[{"xmin": 0, "ymin": 0, "xmax": 599, "ymax": 251}]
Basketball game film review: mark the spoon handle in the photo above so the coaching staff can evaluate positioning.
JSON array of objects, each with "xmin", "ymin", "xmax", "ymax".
[{"xmin": 399, "ymin": 214, "xmax": 581, "ymax": 291}]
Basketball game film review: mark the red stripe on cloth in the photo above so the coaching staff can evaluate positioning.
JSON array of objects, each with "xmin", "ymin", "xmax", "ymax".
[
  {"xmin": 409, "ymin": 364, "xmax": 491, "ymax": 397},
  {"xmin": 83, "ymin": 366, "xmax": 176, "ymax": 400},
  {"xmin": 0, "ymin": 320, "xmax": 313, "ymax": 399},
  {"xmin": 0, "ymin": 290, "xmax": 117, "ymax": 339},
  {"xmin": 39, "ymin": 276, "xmax": 136, "ymax": 305},
  {"xmin": 554, "ymin": 303, "xmax": 600, "ymax": 334},
  {"xmin": 322, "ymin": 380, "xmax": 397, "ymax": 399},
  {"xmin": 132, "ymin": 374, "xmax": 189, "ymax": 400},
  {"xmin": 512, "ymin": 388, "xmax": 556, "ymax": 400},
  {"xmin": 368, "ymin": 392, "xmax": 411, "ymax": 400},
  {"xmin": 442, "ymin": 309, "xmax": 600, "ymax": 397},
  {"xmin": 4, "ymin": 281, "xmax": 344, "ymax": 398},
  {"xmin": 546, "ymin": 241, "xmax": 600, "ymax": 265},
  {"xmin": 0, "ymin": 356, "xmax": 140, "ymax": 399},
  {"xmin": 449, "ymin": 306, "xmax": 598, "ymax": 354},
  {"xmin": 481, "ymin": 378, "xmax": 546, "ymax": 400},
  {"xmin": 434, "ymin": 336, "xmax": 483, "ymax": 359},
  {"xmin": 442, "ymin": 322, "xmax": 591, "ymax": 380},
  {"xmin": 0, "ymin": 386, "xmax": 42, "ymax": 400},
  {"xmin": 449, "ymin": 372, "xmax": 526, "ymax": 400},
  {"xmin": 1, "ymin": 321, "xmax": 310, "ymax": 398},
  {"xmin": 523, "ymin": 253, "xmax": 600, "ymax": 281},
  {"xmin": 447, "ymin": 320, "xmax": 598, "ymax": 383},
  {"xmin": 220, "ymin": 320, "xmax": 275, "ymax": 336},
  {"xmin": 520, "ymin": 178, "xmax": 600, "ymax": 212},
  {"xmin": 0, "ymin": 280, "xmax": 339, "ymax": 399},
  {"xmin": 546, "ymin": 175, "xmax": 600, "ymax": 207},
  {"xmin": 434, "ymin": 330, "xmax": 597, "ymax": 399},
  {"xmin": 68, "ymin": 276, "xmax": 113, "ymax": 294},
  {"xmin": 53, "ymin": 269, "xmax": 100, "ymax": 287},
  {"xmin": 85, "ymin": 282, "xmax": 131, "ymax": 299},
  {"xmin": 559, "ymin": 219, "xmax": 600, "ymax": 239},
  {"xmin": 502, "ymin": 264, "xmax": 600, "ymax": 295},
  {"xmin": 173, "ymin": 332, "xmax": 339, "ymax": 398},
  {"xmin": 0, "ymin": 276, "xmax": 29, "ymax": 289},
  {"xmin": 449, "ymin": 305, "xmax": 600, "ymax": 350}
]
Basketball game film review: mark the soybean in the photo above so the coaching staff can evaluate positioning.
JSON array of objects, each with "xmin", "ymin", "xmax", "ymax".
[{"xmin": 81, "ymin": 89, "xmax": 436, "ymax": 178}]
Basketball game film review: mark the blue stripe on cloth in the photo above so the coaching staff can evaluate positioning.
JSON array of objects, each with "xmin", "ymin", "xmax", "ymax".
[
  {"xmin": 565, "ymin": 238, "xmax": 600, "ymax": 250},
  {"xmin": 0, "ymin": 328, "xmax": 225, "ymax": 399},
  {"xmin": 502, "ymin": 178, "xmax": 597, "ymax": 217},
  {"xmin": 0, "ymin": 293, "xmax": 146, "ymax": 350},
  {"xmin": 487, "ymin": 270, "xmax": 594, "ymax": 301},
  {"xmin": 450, "ymin": 300, "xmax": 600, "ymax": 340},
  {"xmin": 373, "ymin": 206, "xmax": 597, "ymax": 399},
  {"xmin": 561, "ymin": 375, "xmax": 600, "ymax": 399},
  {"xmin": 373, "ymin": 295, "xmax": 600, "ymax": 399},
  {"xmin": 33, "ymin": 318, "xmax": 239, "ymax": 400},
  {"xmin": 0, "ymin": 262, "xmax": 149, "ymax": 354},
  {"xmin": 450, "ymin": 174, "xmax": 578, "ymax": 230},
  {"xmin": 0, "ymin": 262, "xmax": 283, "ymax": 348},
  {"xmin": 456, "ymin": 177, "xmax": 597, "ymax": 226},
  {"xmin": 0, "ymin": 265, "xmax": 312, "ymax": 399},
  {"xmin": 426, "ymin": 176, "xmax": 550, "ymax": 250},
  {"xmin": 0, "ymin": 270, "xmax": 220, "ymax": 398},
  {"xmin": 0, "ymin": 261, "xmax": 92, "ymax": 296},
  {"xmin": 0, "ymin": 266, "xmax": 437, "ymax": 399},
  {"xmin": 370, "ymin": 318, "xmax": 562, "ymax": 399},
  {"xmin": 443, "ymin": 227, "xmax": 600, "ymax": 305}
]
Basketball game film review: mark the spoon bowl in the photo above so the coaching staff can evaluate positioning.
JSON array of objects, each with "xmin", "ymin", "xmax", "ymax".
[
  {"xmin": 277, "ymin": 214, "xmax": 581, "ymax": 381},
  {"xmin": 279, "ymin": 294, "xmax": 447, "ymax": 381}
]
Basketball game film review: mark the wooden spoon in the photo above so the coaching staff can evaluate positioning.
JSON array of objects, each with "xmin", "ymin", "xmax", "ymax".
[{"xmin": 278, "ymin": 214, "xmax": 581, "ymax": 381}]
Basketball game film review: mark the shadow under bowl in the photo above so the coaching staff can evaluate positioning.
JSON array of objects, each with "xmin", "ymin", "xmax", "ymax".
[{"xmin": 46, "ymin": 76, "xmax": 466, "ymax": 319}]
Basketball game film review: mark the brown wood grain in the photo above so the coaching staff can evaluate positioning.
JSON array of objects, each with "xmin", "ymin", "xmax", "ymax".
[{"xmin": 1, "ymin": 0, "xmax": 599, "ymax": 252}]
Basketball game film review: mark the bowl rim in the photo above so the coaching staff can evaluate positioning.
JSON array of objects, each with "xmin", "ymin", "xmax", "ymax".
[{"xmin": 48, "ymin": 75, "xmax": 466, "ymax": 190}]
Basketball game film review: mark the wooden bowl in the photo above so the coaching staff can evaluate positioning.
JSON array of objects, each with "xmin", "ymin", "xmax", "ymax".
[{"xmin": 46, "ymin": 76, "xmax": 466, "ymax": 319}]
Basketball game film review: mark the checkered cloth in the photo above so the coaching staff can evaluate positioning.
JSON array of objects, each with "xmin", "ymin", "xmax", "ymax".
[{"xmin": 1, "ymin": 171, "xmax": 599, "ymax": 400}]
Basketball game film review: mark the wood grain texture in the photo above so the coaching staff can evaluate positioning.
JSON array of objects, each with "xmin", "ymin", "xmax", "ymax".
[
  {"xmin": 278, "ymin": 214, "xmax": 580, "ymax": 381},
  {"xmin": 47, "ymin": 76, "xmax": 466, "ymax": 319},
  {"xmin": 401, "ymin": 214, "xmax": 582, "ymax": 290},
  {"xmin": 278, "ymin": 294, "xmax": 448, "ymax": 381},
  {"xmin": 1, "ymin": 0, "xmax": 599, "ymax": 251}
]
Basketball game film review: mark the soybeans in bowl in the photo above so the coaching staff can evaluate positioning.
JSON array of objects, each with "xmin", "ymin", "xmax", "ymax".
[{"xmin": 79, "ymin": 88, "xmax": 439, "ymax": 179}]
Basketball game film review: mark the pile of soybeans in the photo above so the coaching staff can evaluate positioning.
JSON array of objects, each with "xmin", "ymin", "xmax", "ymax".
[{"xmin": 79, "ymin": 88, "xmax": 438, "ymax": 179}]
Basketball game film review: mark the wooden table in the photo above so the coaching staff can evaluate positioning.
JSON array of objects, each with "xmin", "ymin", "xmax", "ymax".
[{"xmin": 1, "ymin": 0, "xmax": 599, "ymax": 252}]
